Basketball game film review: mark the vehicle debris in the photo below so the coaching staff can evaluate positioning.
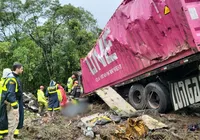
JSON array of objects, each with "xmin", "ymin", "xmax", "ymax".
[
  {"xmin": 96, "ymin": 86, "xmax": 136, "ymax": 117},
  {"xmin": 111, "ymin": 115, "xmax": 167, "ymax": 140}
]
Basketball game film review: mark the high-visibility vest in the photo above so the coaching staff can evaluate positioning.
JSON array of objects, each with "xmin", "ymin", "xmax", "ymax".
[
  {"xmin": 67, "ymin": 77, "xmax": 73, "ymax": 92},
  {"xmin": 1, "ymin": 78, "xmax": 18, "ymax": 92},
  {"xmin": 37, "ymin": 89, "xmax": 47, "ymax": 103},
  {"xmin": 57, "ymin": 89, "xmax": 62, "ymax": 102},
  {"xmin": 0, "ymin": 77, "xmax": 18, "ymax": 107},
  {"xmin": 47, "ymin": 84, "xmax": 58, "ymax": 94},
  {"xmin": 47, "ymin": 85, "xmax": 62, "ymax": 101},
  {"xmin": 0, "ymin": 79, "xmax": 5, "ymax": 103}
]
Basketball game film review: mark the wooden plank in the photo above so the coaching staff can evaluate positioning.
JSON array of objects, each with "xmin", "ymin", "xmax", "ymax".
[{"xmin": 96, "ymin": 86, "xmax": 136, "ymax": 117}]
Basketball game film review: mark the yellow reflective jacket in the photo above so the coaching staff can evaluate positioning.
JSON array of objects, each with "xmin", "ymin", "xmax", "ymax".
[
  {"xmin": 57, "ymin": 89, "xmax": 62, "ymax": 102},
  {"xmin": 37, "ymin": 89, "xmax": 47, "ymax": 104},
  {"xmin": 0, "ymin": 78, "xmax": 18, "ymax": 105},
  {"xmin": 0, "ymin": 78, "xmax": 5, "ymax": 103},
  {"xmin": 47, "ymin": 84, "xmax": 62, "ymax": 102},
  {"xmin": 67, "ymin": 77, "xmax": 74, "ymax": 92}
]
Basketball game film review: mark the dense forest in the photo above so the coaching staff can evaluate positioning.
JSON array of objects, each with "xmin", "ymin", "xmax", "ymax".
[{"xmin": 0, "ymin": 0, "xmax": 101, "ymax": 92}]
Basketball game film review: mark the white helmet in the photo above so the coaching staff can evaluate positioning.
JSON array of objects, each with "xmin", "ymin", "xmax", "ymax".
[{"xmin": 2, "ymin": 68, "xmax": 12, "ymax": 78}]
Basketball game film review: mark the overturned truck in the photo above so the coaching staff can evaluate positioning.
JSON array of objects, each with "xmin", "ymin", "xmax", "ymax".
[{"xmin": 80, "ymin": 0, "xmax": 200, "ymax": 113}]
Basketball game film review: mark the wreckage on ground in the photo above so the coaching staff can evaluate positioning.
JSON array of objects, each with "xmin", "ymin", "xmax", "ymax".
[{"xmin": 23, "ymin": 92, "xmax": 38, "ymax": 112}]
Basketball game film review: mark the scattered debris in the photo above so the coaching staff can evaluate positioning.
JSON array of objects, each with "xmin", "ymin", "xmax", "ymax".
[
  {"xmin": 140, "ymin": 115, "xmax": 168, "ymax": 130},
  {"xmin": 20, "ymin": 100, "xmax": 200, "ymax": 140},
  {"xmin": 112, "ymin": 118, "xmax": 148, "ymax": 139},
  {"xmin": 160, "ymin": 114, "xmax": 179, "ymax": 123},
  {"xmin": 23, "ymin": 92, "xmax": 38, "ymax": 112},
  {"xmin": 96, "ymin": 86, "xmax": 136, "ymax": 117},
  {"xmin": 81, "ymin": 126, "xmax": 95, "ymax": 138},
  {"xmin": 194, "ymin": 113, "xmax": 200, "ymax": 117},
  {"xmin": 111, "ymin": 115, "xmax": 167, "ymax": 139},
  {"xmin": 188, "ymin": 123, "xmax": 200, "ymax": 131},
  {"xmin": 108, "ymin": 113, "xmax": 121, "ymax": 123},
  {"xmin": 81, "ymin": 112, "xmax": 121, "ymax": 127},
  {"xmin": 81, "ymin": 113, "xmax": 100, "ymax": 127}
]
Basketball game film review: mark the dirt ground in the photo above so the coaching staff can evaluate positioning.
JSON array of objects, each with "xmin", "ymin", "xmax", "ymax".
[{"xmin": 19, "ymin": 102, "xmax": 200, "ymax": 140}]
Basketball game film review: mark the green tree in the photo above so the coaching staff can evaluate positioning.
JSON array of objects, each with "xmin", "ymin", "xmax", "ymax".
[{"xmin": 0, "ymin": 0, "xmax": 100, "ymax": 92}]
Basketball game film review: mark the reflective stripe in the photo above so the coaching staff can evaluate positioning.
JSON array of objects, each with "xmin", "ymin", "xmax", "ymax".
[
  {"xmin": 0, "ymin": 80, "xmax": 4, "ymax": 103},
  {"xmin": 57, "ymin": 90, "xmax": 62, "ymax": 102},
  {"xmin": 14, "ymin": 129, "xmax": 19, "ymax": 135},
  {"xmin": 49, "ymin": 91, "xmax": 57, "ymax": 94},
  {"xmin": 54, "ymin": 107, "xmax": 61, "ymax": 110},
  {"xmin": 48, "ymin": 107, "xmax": 61, "ymax": 111},
  {"xmin": 0, "ymin": 129, "xmax": 19, "ymax": 135},
  {"xmin": 2, "ymin": 78, "xmax": 18, "ymax": 92},
  {"xmin": 0, "ymin": 130, "xmax": 8, "ymax": 134},
  {"xmin": 11, "ymin": 101, "xmax": 18, "ymax": 107},
  {"xmin": 48, "ymin": 108, "xmax": 53, "ymax": 111},
  {"xmin": 48, "ymin": 85, "xmax": 58, "ymax": 94}
]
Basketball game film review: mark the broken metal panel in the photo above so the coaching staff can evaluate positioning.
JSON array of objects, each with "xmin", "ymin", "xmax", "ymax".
[{"xmin": 96, "ymin": 86, "xmax": 136, "ymax": 117}]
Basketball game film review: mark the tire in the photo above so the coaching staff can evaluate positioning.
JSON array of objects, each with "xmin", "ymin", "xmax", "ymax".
[
  {"xmin": 128, "ymin": 84, "xmax": 146, "ymax": 110},
  {"xmin": 144, "ymin": 82, "xmax": 170, "ymax": 113}
]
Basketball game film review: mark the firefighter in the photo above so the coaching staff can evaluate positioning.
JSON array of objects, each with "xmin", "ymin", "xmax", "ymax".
[
  {"xmin": 0, "ymin": 68, "xmax": 12, "ymax": 102},
  {"xmin": 0, "ymin": 68, "xmax": 12, "ymax": 139},
  {"xmin": 0, "ymin": 63, "xmax": 24, "ymax": 140},
  {"xmin": 37, "ymin": 86, "xmax": 48, "ymax": 116},
  {"xmin": 46, "ymin": 80, "xmax": 60, "ymax": 117},
  {"xmin": 67, "ymin": 74, "xmax": 76, "ymax": 93}
]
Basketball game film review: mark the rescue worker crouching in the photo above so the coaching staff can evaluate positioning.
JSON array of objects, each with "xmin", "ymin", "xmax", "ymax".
[
  {"xmin": 46, "ymin": 80, "xmax": 61, "ymax": 118},
  {"xmin": 37, "ymin": 86, "xmax": 48, "ymax": 116}
]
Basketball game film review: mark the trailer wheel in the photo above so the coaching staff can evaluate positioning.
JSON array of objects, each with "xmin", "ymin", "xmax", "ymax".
[
  {"xmin": 128, "ymin": 84, "xmax": 145, "ymax": 110},
  {"xmin": 144, "ymin": 82, "xmax": 170, "ymax": 113}
]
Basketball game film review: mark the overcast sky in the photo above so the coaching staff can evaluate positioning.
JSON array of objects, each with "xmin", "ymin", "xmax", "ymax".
[{"xmin": 59, "ymin": 0, "xmax": 123, "ymax": 28}]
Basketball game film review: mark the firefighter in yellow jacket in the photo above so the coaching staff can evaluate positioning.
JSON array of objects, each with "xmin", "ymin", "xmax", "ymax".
[
  {"xmin": 0, "ymin": 63, "xmax": 24, "ymax": 140},
  {"xmin": 0, "ymin": 68, "xmax": 12, "ymax": 102},
  {"xmin": 0, "ymin": 68, "xmax": 12, "ymax": 139},
  {"xmin": 37, "ymin": 86, "xmax": 48, "ymax": 116},
  {"xmin": 46, "ymin": 80, "xmax": 62, "ymax": 117}
]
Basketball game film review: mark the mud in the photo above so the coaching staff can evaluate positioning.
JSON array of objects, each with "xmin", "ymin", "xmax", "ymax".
[{"xmin": 19, "ymin": 103, "xmax": 200, "ymax": 140}]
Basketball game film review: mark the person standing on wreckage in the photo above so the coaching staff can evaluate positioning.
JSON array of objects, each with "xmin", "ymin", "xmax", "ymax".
[
  {"xmin": 46, "ymin": 80, "xmax": 61, "ymax": 118},
  {"xmin": 0, "ymin": 63, "xmax": 24, "ymax": 140}
]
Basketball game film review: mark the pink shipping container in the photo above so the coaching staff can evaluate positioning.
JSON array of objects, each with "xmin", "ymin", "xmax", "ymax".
[{"xmin": 80, "ymin": 0, "xmax": 200, "ymax": 112}]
